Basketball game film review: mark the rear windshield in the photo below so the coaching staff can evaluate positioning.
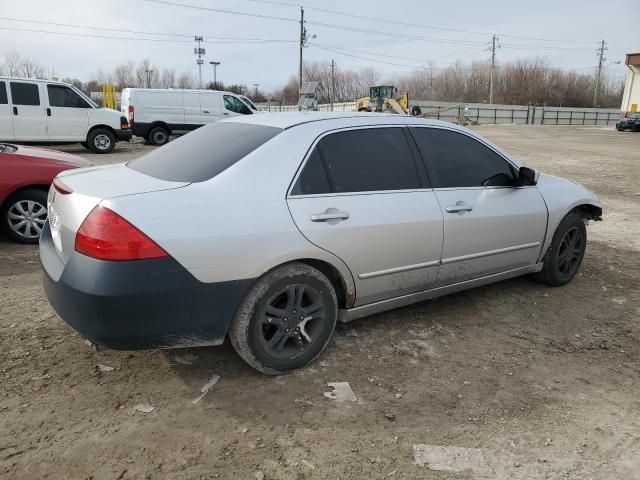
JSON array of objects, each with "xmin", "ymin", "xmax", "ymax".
[{"xmin": 128, "ymin": 122, "xmax": 282, "ymax": 182}]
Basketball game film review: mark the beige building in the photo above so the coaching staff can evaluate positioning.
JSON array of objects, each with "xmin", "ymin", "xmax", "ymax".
[{"xmin": 621, "ymin": 52, "xmax": 640, "ymax": 117}]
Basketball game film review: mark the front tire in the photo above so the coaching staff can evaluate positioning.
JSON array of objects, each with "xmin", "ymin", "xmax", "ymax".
[
  {"xmin": 536, "ymin": 213, "xmax": 587, "ymax": 286},
  {"xmin": 229, "ymin": 263, "xmax": 338, "ymax": 375},
  {"xmin": 87, "ymin": 128, "xmax": 115, "ymax": 154},
  {"xmin": 148, "ymin": 126, "xmax": 170, "ymax": 146},
  {"xmin": 1, "ymin": 188, "xmax": 48, "ymax": 244}
]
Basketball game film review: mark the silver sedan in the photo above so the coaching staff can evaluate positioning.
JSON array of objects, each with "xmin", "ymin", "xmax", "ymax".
[{"xmin": 40, "ymin": 113, "xmax": 602, "ymax": 374}]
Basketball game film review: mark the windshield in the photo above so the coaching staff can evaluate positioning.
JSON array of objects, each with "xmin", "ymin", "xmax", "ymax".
[
  {"xmin": 629, "ymin": 113, "xmax": 640, "ymax": 119},
  {"xmin": 0, "ymin": 143, "xmax": 17, "ymax": 153},
  {"xmin": 128, "ymin": 122, "xmax": 282, "ymax": 182},
  {"xmin": 240, "ymin": 95, "xmax": 259, "ymax": 111}
]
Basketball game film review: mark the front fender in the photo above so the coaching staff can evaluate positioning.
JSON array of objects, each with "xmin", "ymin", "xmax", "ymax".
[{"xmin": 535, "ymin": 174, "xmax": 602, "ymax": 260}]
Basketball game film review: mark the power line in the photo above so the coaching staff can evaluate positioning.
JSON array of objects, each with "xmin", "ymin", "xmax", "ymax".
[
  {"xmin": 143, "ymin": 0, "xmax": 298, "ymax": 23},
  {"xmin": 238, "ymin": 0, "xmax": 602, "ymax": 45},
  {"xmin": 0, "ymin": 17, "xmax": 296, "ymax": 43}
]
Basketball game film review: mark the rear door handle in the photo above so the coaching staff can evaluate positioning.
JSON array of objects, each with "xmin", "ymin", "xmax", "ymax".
[
  {"xmin": 310, "ymin": 211, "xmax": 350, "ymax": 222},
  {"xmin": 12, "ymin": 106, "xmax": 17, "ymax": 115},
  {"xmin": 46, "ymin": 108, "xmax": 51, "ymax": 116},
  {"xmin": 202, "ymin": 110, "xmax": 210, "ymax": 113},
  {"xmin": 445, "ymin": 202, "xmax": 473, "ymax": 213}
]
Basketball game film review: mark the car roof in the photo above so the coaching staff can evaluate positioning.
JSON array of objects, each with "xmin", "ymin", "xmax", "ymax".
[
  {"xmin": 0, "ymin": 76, "xmax": 72, "ymax": 87},
  {"xmin": 221, "ymin": 111, "xmax": 468, "ymax": 131}
]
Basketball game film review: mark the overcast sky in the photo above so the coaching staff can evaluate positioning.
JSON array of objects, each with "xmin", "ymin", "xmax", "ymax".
[{"xmin": 0, "ymin": 0, "xmax": 637, "ymax": 91}]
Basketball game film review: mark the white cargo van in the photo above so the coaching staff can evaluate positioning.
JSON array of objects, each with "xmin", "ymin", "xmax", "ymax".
[
  {"xmin": 120, "ymin": 88, "xmax": 261, "ymax": 145},
  {"xmin": 0, "ymin": 77, "xmax": 131, "ymax": 154}
]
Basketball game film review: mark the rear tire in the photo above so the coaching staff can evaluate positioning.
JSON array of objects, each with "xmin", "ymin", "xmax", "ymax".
[
  {"xmin": 148, "ymin": 126, "xmax": 170, "ymax": 146},
  {"xmin": 87, "ymin": 128, "xmax": 115, "ymax": 154},
  {"xmin": 1, "ymin": 188, "xmax": 48, "ymax": 244},
  {"xmin": 535, "ymin": 213, "xmax": 587, "ymax": 286},
  {"xmin": 229, "ymin": 263, "xmax": 338, "ymax": 375}
]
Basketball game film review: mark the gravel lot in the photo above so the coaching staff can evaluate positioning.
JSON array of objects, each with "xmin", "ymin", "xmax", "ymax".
[{"xmin": 1, "ymin": 125, "xmax": 638, "ymax": 479}]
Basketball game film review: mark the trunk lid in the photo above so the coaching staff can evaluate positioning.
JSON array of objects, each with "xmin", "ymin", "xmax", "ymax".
[{"xmin": 49, "ymin": 163, "xmax": 188, "ymax": 264}]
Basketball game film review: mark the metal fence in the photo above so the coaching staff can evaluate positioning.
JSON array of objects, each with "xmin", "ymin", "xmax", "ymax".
[{"xmin": 256, "ymin": 100, "xmax": 620, "ymax": 126}]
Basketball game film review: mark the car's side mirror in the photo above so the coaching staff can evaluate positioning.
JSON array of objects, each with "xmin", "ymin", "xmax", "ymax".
[{"xmin": 518, "ymin": 166, "xmax": 539, "ymax": 186}]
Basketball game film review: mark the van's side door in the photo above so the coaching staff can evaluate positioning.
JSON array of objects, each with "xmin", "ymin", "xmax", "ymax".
[
  {"xmin": 199, "ymin": 92, "xmax": 222, "ymax": 123},
  {"xmin": 45, "ymin": 84, "xmax": 90, "ymax": 141},
  {"xmin": 410, "ymin": 126, "xmax": 547, "ymax": 284},
  {"xmin": 9, "ymin": 81, "xmax": 47, "ymax": 141},
  {"xmin": 0, "ymin": 81, "xmax": 14, "ymax": 140},
  {"xmin": 287, "ymin": 126, "xmax": 444, "ymax": 306},
  {"xmin": 183, "ymin": 92, "xmax": 201, "ymax": 127}
]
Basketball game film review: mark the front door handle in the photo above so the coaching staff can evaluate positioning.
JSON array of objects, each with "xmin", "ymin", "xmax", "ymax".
[
  {"xmin": 445, "ymin": 202, "xmax": 473, "ymax": 213},
  {"xmin": 310, "ymin": 211, "xmax": 350, "ymax": 222},
  {"xmin": 202, "ymin": 110, "xmax": 210, "ymax": 113},
  {"xmin": 223, "ymin": 112, "xmax": 230, "ymax": 115},
  {"xmin": 12, "ymin": 106, "xmax": 17, "ymax": 115},
  {"xmin": 46, "ymin": 108, "xmax": 51, "ymax": 116}
]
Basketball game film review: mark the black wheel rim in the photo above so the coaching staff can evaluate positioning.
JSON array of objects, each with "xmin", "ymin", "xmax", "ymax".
[
  {"xmin": 153, "ymin": 131, "xmax": 166, "ymax": 144},
  {"xmin": 257, "ymin": 284, "xmax": 326, "ymax": 361},
  {"xmin": 557, "ymin": 226, "xmax": 584, "ymax": 277}
]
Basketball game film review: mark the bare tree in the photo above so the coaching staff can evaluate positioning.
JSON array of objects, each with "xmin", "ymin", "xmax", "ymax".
[
  {"xmin": 177, "ymin": 72, "xmax": 195, "ymax": 89},
  {"xmin": 160, "ymin": 68, "xmax": 176, "ymax": 88}
]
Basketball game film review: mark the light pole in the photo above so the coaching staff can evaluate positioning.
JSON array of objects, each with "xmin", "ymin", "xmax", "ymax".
[
  {"xmin": 209, "ymin": 61, "xmax": 221, "ymax": 89},
  {"xmin": 253, "ymin": 83, "xmax": 259, "ymax": 99},
  {"xmin": 145, "ymin": 68, "xmax": 153, "ymax": 88},
  {"xmin": 593, "ymin": 60, "xmax": 621, "ymax": 107}
]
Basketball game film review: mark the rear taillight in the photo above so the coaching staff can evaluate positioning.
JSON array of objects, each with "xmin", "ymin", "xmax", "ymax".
[
  {"xmin": 128, "ymin": 105, "xmax": 135, "ymax": 126},
  {"xmin": 75, "ymin": 206, "xmax": 167, "ymax": 261},
  {"xmin": 53, "ymin": 178, "xmax": 73, "ymax": 195}
]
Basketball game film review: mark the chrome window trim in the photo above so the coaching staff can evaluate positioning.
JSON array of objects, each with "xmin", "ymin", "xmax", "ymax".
[{"xmin": 286, "ymin": 124, "xmax": 426, "ymax": 198}]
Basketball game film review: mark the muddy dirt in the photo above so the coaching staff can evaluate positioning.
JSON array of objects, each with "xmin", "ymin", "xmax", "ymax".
[{"xmin": 1, "ymin": 126, "xmax": 638, "ymax": 479}]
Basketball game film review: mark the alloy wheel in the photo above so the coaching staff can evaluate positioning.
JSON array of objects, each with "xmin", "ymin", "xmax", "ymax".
[
  {"xmin": 557, "ymin": 226, "xmax": 584, "ymax": 276},
  {"xmin": 257, "ymin": 284, "xmax": 326, "ymax": 361},
  {"xmin": 7, "ymin": 200, "xmax": 47, "ymax": 239}
]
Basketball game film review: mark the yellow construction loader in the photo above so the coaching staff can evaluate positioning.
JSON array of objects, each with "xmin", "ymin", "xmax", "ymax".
[{"xmin": 355, "ymin": 85, "xmax": 409, "ymax": 115}]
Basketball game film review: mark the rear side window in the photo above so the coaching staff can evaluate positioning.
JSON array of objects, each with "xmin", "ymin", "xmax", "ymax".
[
  {"xmin": 316, "ymin": 128, "xmax": 420, "ymax": 193},
  {"xmin": 10, "ymin": 82, "xmax": 40, "ymax": 106},
  {"xmin": 128, "ymin": 122, "xmax": 282, "ymax": 182},
  {"xmin": 0, "ymin": 82, "xmax": 7, "ymax": 104},
  {"xmin": 47, "ymin": 85, "xmax": 90, "ymax": 108},
  {"xmin": 290, "ymin": 148, "xmax": 331, "ymax": 195},
  {"xmin": 411, "ymin": 128, "xmax": 515, "ymax": 188}
]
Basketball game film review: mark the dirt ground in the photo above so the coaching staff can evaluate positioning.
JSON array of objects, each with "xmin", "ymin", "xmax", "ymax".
[{"xmin": 1, "ymin": 125, "xmax": 638, "ymax": 479}]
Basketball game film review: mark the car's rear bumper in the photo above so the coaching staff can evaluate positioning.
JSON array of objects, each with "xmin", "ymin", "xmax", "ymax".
[
  {"xmin": 39, "ymin": 222, "xmax": 252, "ymax": 350},
  {"xmin": 115, "ymin": 129, "xmax": 133, "ymax": 142}
]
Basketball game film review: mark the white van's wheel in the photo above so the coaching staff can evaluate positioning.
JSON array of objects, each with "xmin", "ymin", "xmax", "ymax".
[
  {"xmin": 87, "ymin": 129, "xmax": 115, "ymax": 154},
  {"xmin": 148, "ymin": 126, "xmax": 170, "ymax": 146}
]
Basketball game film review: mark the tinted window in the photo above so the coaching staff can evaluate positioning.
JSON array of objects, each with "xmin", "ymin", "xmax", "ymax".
[
  {"xmin": 224, "ymin": 95, "xmax": 252, "ymax": 115},
  {"xmin": 128, "ymin": 122, "xmax": 281, "ymax": 182},
  {"xmin": 291, "ymin": 148, "xmax": 331, "ymax": 195},
  {"xmin": 10, "ymin": 82, "xmax": 40, "ymax": 106},
  {"xmin": 0, "ymin": 82, "xmax": 7, "ymax": 104},
  {"xmin": 318, "ymin": 128, "xmax": 420, "ymax": 193},
  {"xmin": 411, "ymin": 128, "xmax": 515, "ymax": 188},
  {"xmin": 47, "ymin": 85, "xmax": 90, "ymax": 108}
]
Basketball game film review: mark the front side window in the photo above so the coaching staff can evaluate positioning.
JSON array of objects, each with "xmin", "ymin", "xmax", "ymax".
[
  {"xmin": 47, "ymin": 85, "xmax": 90, "ymax": 108},
  {"xmin": 0, "ymin": 82, "xmax": 7, "ymax": 104},
  {"xmin": 10, "ymin": 82, "xmax": 40, "ymax": 106},
  {"xmin": 224, "ymin": 95, "xmax": 252, "ymax": 115},
  {"xmin": 411, "ymin": 128, "xmax": 515, "ymax": 188},
  {"xmin": 293, "ymin": 127, "xmax": 420, "ymax": 195}
]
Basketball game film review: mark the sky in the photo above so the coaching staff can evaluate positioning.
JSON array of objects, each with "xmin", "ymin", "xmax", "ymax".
[{"xmin": 0, "ymin": 0, "xmax": 638, "ymax": 92}]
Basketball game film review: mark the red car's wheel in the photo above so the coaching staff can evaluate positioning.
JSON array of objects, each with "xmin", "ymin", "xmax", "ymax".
[{"xmin": 1, "ymin": 188, "xmax": 48, "ymax": 244}]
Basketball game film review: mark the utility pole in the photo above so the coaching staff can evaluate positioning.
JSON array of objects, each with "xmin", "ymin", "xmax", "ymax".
[
  {"xmin": 489, "ymin": 34, "xmax": 499, "ymax": 104},
  {"xmin": 593, "ymin": 39, "xmax": 607, "ymax": 107},
  {"xmin": 298, "ymin": 6, "xmax": 305, "ymax": 107},
  {"xmin": 144, "ymin": 68, "xmax": 153, "ymax": 88},
  {"xmin": 209, "ymin": 61, "xmax": 220, "ymax": 89},
  {"xmin": 194, "ymin": 35, "xmax": 205, "ymax": 88},
  {"xmin": 330, "ymin": 59, "xmax": 336, "ymax": 111}
]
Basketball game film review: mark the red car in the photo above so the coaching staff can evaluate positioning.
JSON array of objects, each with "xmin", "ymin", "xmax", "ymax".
[{"xmin": 0, "ymin": 143, "xmax": 90, "ymax": 243}]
